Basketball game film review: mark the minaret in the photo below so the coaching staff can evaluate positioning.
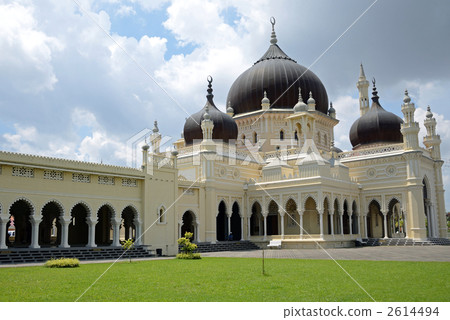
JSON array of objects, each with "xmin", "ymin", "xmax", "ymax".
[
  {"xmin": 201, "ymin": 104, "xmax": 214, "ymax": 142},
  {"xmin": 307, "ymin": 91, "xmax": 316, "ymax": 111},
  {"xmin": 150, "ymin": 120, "xmax": 161, "ymax": 153},
  {"xmin": 400, "ymin": 90, "xmax": 420, "ymax": 150},
  {"xmin": 328, "ymin": 101, "xmax": 336, "ymax": 119},
  {"xmin": 423, "ymin": 106, "xmax": 441, "ymax": 159},
  {"xmin": 261, "ymin": 91, "xmax": 270, "ymax": 110},
  {"xmin": 357, "ymin": 63, "xmax": 370, "ymax": 116}
]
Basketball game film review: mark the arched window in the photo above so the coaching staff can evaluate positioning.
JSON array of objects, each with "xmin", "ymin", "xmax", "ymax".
[
  {"xmin": 241, "ymin": 134, "xmax": 246, "ymax": 145},
  {"xmin": 280, "ymin": 130, "xmax": 284, "ymax": 141},
  {"xmin": 158, "ymin": 207, "xmax": 165, "ymax": 223},
  {"xmin": 253, "ymin": 132, "xmax": 258, "ymax": 144},
  {"xmin": 294, "ymin": 131, "xmax": 298, "ymax": 141}
]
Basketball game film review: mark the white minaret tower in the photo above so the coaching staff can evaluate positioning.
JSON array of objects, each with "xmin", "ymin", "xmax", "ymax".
[
  {"xmin": 400, "ymin": 90, "xmax": 420, "ymax": 150},
  {"xmin": 423, "ymin": 106, "xmax": 441, "ymax": 159},
  {"xmin": 150, "ymin": 120, "xmax": 161, "ymax": 153},
  {"xmin": 357, "ymin": 63, "xmax": 370, "ymax": 116}
]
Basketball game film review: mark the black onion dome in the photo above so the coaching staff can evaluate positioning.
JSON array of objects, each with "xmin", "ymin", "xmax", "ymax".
[
  {"xmin": 226, "ymin": 20, "xmax": 328, "ymax": 115},
  {"xmin": 349, "ymin": 82, "xmax": 403, "ymax": 149},
  {"xmin": 183, "ymin": 77, "xmax": 238, "ymax": 145}
]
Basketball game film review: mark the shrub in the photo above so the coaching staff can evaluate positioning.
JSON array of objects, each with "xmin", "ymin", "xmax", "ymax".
[
  {"xmin": 176, "ymin": 253, "xmax": 201, "ymax": 259},
  {"xmin": 177, "ymin": 232, "xmax": 201, "ymax": 259},
  {"xmin": 44, "ymin": 258, "xmax": 80, "ymax": 268},
  {"xmin": 122, "ymin": 238, "xmax": 135, "ymax": 263}
]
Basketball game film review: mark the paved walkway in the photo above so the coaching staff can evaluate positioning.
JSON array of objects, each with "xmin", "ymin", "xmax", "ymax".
[{"xmin": 201, "ymin": 246, "xmax": 450, "ymax": 262}]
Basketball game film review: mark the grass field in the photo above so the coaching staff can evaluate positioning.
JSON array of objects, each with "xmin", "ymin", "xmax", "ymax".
[{"xmin": 0, "ymin": 257, "xmax": 448, "ymax": 302}]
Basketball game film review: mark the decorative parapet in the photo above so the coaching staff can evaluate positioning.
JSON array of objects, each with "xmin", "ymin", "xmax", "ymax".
[{"xmin": 338, "ymin": 144, "xmax": 404, "ymax": 160}]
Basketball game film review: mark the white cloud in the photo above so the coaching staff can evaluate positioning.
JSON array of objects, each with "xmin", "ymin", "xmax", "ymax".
[
  {"xmin": 331, "ymin": 95, "xmax": 359, "ymax": 151},
  {"xmin": 115, "ymin": 5, "xmax": 136, "ymax": 17}
]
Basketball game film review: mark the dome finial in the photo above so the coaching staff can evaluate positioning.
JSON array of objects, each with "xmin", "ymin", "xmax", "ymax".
[
  {"xmin": 152, "ymin": 120, "xmax": 159, "ymax": 133},
  {"xmin": 426, "ymin": 105, "xmax": 433, "ymax": 119},
  {"xmin": 207, "ymin": 75, "xmax": 213, "ymax": 95},
  {"xmin": 371, "ymin": 77, "xmax": 380, "ymax": 104},
  {"xmin": 294, "ymin": 87, "xmax": 307, "ymax": 112},
  {"xmin": 359, "ymin": 63, "xmax": 366, "ymax": 80},
  {"xmin": 403, "ymin": 89, "xmax": 411, "ymax": 104},
  {"xmin": 261, "ymin": 90, "xmax": 270, "ymax": 110},
  {"xmin": 270, "ymin": 17, "xmax": 277, "ymax": 45}
]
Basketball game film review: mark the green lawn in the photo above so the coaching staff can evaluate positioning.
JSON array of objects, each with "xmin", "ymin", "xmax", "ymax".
[{"xmin": 0, "ymin": 257, "xmax": 448, "ymax": 302}]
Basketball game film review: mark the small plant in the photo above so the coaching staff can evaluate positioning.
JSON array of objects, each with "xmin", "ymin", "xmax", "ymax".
[
  {"xmin": 122, "ymin": 238, "xmax": 135, "ymax": 263},
  {"xmin": 45, "ymin": 258, "xmax": 80, "ymax": 268},
  {"xmin": 176, "ymin": 232, "xmax": 201, "ymax": 259}
]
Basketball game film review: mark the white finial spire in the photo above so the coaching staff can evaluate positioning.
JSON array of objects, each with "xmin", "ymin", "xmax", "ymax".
[
  {"xmin": 294, "ymin": 88, "xmax": 307, "ymax": 113},
  {"xmin": 359, "ymin": 63, "xmax": 366, "ymax": 80},
  {"xmin": 403, "ymin": 89, "xmax": 411, "ymax": 104},
  {"xmin": 270, "ymin": 17, "xmax": 277, "ymax": 45},
  {"xmin": 152, "ymin": 120, "xmax": 159, "ymax": 133}
]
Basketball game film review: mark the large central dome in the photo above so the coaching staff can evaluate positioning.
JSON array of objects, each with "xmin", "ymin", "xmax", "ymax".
[{"xmin": 227, "ymin": 19, "xmax": 328, "ymax": 115}]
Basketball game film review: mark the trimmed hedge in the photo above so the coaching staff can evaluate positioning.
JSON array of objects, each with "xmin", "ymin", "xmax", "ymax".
[
  {"xmin": 176, "ymin": 253, "xmax": 201, "ymax": 260},
  {"xmin": 44, "ymin": 258, "xmax": 80, "ymax": 268}
]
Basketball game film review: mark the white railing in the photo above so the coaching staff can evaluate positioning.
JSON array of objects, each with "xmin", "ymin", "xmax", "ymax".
[{"xmin": 338, "ymin": 143, "xmax": 404, "ymax": 159}]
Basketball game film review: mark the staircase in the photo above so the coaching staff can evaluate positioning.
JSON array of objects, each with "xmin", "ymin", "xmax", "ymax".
[
  {"xmin": 360, "ymin": 238, "xmax": 450, "ymax": 247},
  {"xmin": 188, "ymin": 241, "xmax": 260, "ymax": 253},
  {"xmin": 0, "ymin": 246, "xmax": 155, "ymax": 265}
]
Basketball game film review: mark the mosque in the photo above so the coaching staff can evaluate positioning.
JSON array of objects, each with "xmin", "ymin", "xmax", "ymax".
[{"xmin": 0, "ymin": 19, "xmax": 447, "ymax": 256}]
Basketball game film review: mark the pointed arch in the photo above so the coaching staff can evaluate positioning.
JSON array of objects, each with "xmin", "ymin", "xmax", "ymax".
[
  {"xmin": 216, "ymin": 200, "xmax": 228, "ymax": 241},
  {"xmin": 367, "ymin": 199, "xmax": 384, "ymax": 238},
  {"xmin": 7, "ymin": 198, "xmax": 34, "ymax": 247},
  {"xmin": 39, "ymin": 201, "xmax": 64, "ymax": 247},
  {"xmin": 68, "ymin": 202, "xmax": 89, "ymax": 247},
  {"xmin": 250, "ymin": 201, "xmax": 263, "ymax": 236},
  {"xmin": 120, "ymin": 205, "xmax": 138, "ymax": 242},
  {"xmin": 304, "ymin": 197, "xmax": 319, "ymax": 234},
  {"xmin": 95, "ymin": 204, "xmax": 115, "ymax": 246},
  {"xmin": 279, "ymin": 130, "xmax": 284, "ymax": 141},
  {"xmin": 230, "ymin": 201, "xmax": 241, "ymax": 240}
]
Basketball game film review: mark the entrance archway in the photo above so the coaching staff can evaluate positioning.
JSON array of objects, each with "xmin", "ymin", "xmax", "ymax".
[
  {"xmin": 367, "ymin": 200, "xmax": 384, "ymax": 238},
  {"xmin": 388, "ymin": 199, "xmax": 404, "ymax": 238},
  {"xmin": 216, "ymin": 201, "xmax": 228, "ymax": 241},
  {"xmin": 95, "ymin": 205, "xmax": 113, "ymax": 246},
  {"xmin": 181, "ymin": 211, "xmax": 195, "ymax": 240},
  {"xmin": 120, "ymin": 206, "xmax": 136, "ymax": 242},
  {"xmin": 39, "ymin": 202, "xmax": 62, "ymax": 247},
  {"xmin": 7, "ymin": 200, "xmax": 33, "ymax": 247},
  {"xmin": 267, "ymin": 200, "xmax": 279, "ymax": 235},
  {"xmin": 68, "ymin": 203, "xmax": 89, "ymax": 246},
  {"xmin": 351, "ymin": 201, "xmax": 358, "ymax": 234},
  {"xmin": 285, "ymin": 199, "xmax": 298, "ymax": 235},
  {"xmin": 250, "ymin": 202, "xmax": 263, "ymax": 236},
  {"xmin": 343, "ymin": 201, "xmax": 350, "ymax": 234},
  {"xmin": 230, "ymin": 202, "xmax": 241, "ymax": 241},
  {"xmin": 304, "ymin": 197, "xmax": 319, "ymax": 234}
]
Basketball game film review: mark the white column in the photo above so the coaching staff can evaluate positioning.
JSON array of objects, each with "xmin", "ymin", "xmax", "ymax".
[
  {"xmin": 87, "ymin": 216, "xmax": 97, "ymax": 248},
  {"xmin": 240, "ymin": 216, "xmax": 244, "ymax": 241},
  {"xmin": 349, "ymin": 216, "xmax": 353, "ymax": 236},
  {"xmin": 247, "ymin": 217, "xmax": 251, "ymax": 240},
  {"xmin": 59, "ymin": 216, "xmax": 71, "ymax": 248},
  {"xmin": 30, "ymin": 215, "xmax": 41, "ymax": 249},
  {"xmin": 195, "ymin": 221, "xmax": 200, "ymax": 242},
  {"xmin": 330, "ymin": 213, "xmax": 334, "ymax": 237},
  {"xmin": 382, "ymin": 211, "xmax": 388, "ymax": 239},
  {"xmin": 227, "ymin": 215, "xmax": 231, "ymax": 239},
  {"xmin": 299, "ymin": 211, "xmax": 304, "ymax": 239},
  {"xmin": 319, "ymin": 210, "xmax": 324, "ymax": 239},
  {"xmin": 178, "ymin": 220, "xmax": 182, "ymax": 238},
  {"xmin": 112, "ymin": 218, "xmax": 121, "ymax": 247},
  {"xmin": 364, "ymin": 215, "xmax": 368, "ymax": 238},
  {"xmin": 135, "ymin": 218, "xmax": 142, "ymax": 245},
  {"xmin": 339, "ymin": 212, "xmax": 344, "ymax": 237},
  {"xmin": 280, "ymin": 213, "xmax": 285, "ymax": 240},
  {"xmin": 0, "ymin": 215, "xmax": 8, "ymax": 249},
  {"xmin": 263, "ymin": 213, "xmax": 267, "ymax": 240},
  {"xmin": 431, "ymin": 205, "xmax": 438, "ymax": 238}
]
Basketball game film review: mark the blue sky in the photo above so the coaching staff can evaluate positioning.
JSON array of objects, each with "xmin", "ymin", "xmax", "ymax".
[{"xmin": 0, "ymin": 0, "xmax": 449, "ymax": 208}]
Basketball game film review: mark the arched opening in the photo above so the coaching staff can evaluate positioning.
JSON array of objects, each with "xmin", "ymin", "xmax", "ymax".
[
  {"xmin": 7, "ymin": 200, "xmax": 32, "ymax": 247},
  {"xmin": 367, "ymin": 200, "xmax": 384, "ymax": 238},
  {"xmin": 95, "ymin": 205, "xmax": 113, "ymax": 246},
  {"xmin": 343, "ymin": 201, "xmax": 350, "ymax": 234},
  {"xmin": 388, "ymin": 199, "xmax": 404, "ymax": 238},
  {"xmin": 250, "ymin": 202, "xmax": 263, "ymax": 236},
  {"xmin": 267, "ymin": 200, "xmax": 279, "ymax": 235},
  {"xmin": 241, "ymin": 134, "xmax": 246, "ymax": 145},
  {"xmin": 324, "ymin": 198, "xmax": 332, "ymax": 235},
  {"xmin": 216, "ymin": 201, "xmax": 228, "ymax": 241},
  {"xmin": 120, "ymin": 206, "xmax": 136, "ymax": 242},
  {"xmin": 294, "ymin": 130, "xmax": 298, "ymax": 141},
  {"xmin": 181, "ymin": 211, "xmax": 195, "ymax": 240},
  {"xmin": 295, "ymin": 123, "xmax": 302, "ymax": 144},
  {"xmin": 351, "ymin": 201, "xmax": 358, "ymax": 234},
  {"xmin": 333, "ymin": 199, "xmax": 340, "ymax": 234},
  {"xmin": 285, "ymin": 199, "xmax": 298, "ymax": 235},
  {"xmin": 253, "ymin": 132, "xmax": 258, "ymax": 144},
  {"xmin": 158, "ymin": 206, "xmax": 165, "ymax": 224},
  {"xmin": 423, "ymin": 178, "xmax": 434, "ymax": 238},
  {"xmin": 304, "ymin": 197, "xmax": 319, "ymax": 234},
  {"xmin": 39, "ymin": 202, "xmax": 62, "ymax": 247},
  {"xmin": 230, "ymin": 202, "xmax": 241, "ymax": 241},
  {"xmin": 68, "ymin": 203, "xmax": 89, "ymax": 247},
  {"xmin": 280, "ymin": 130, "xmax": 284, "ymax": 141}
]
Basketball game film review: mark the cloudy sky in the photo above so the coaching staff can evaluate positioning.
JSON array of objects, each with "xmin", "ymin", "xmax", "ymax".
[{"xmin": 0, "ymin": 0, "xmax": 449, "ymax": 208}]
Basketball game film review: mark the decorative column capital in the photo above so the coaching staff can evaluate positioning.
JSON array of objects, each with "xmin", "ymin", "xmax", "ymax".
[
  {"xmin": 59, "ymin": 216, "xmax": 71, "ymax": 225},
  {"xmin": 29, "ymin": 215, "xmax": 41, "ymax": 225}
]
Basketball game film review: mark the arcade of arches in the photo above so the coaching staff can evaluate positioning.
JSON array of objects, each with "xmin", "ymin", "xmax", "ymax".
[{"xmin": 3, "ymin": 199, "xmax": 141, "ymax": 249}]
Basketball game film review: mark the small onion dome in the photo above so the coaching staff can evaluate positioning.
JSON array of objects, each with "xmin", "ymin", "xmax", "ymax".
[
  {"xmin": 261, "ymin": 91, "xmax": 270, "ymax": 105},
  {"xmin": 227, "ymin": 18, "xmax": 328, "ymax": 115},
  {"xmin": 142, "ymin": 144, "xmax": 150, "ymax": 151},
  {"xmin": 226, "ymin": 101, "xmax": 234, "ymax": 114},
  {"xmin": 293, "ymin": 88, "xmax": 307, "ymax": 112},
  {"xmin": 426, "ymin": 105, "xmax": 433, "ymax": 119},
  {"xmin": 328, "ymin": 102, "xmax": 336, "ymax": 115},
  {"xmin": 349, "ymin": 81, "xmax": 403, "ymax": 149},
  {"xmin": 183, "ymin": 76, "xmax": 238, "ymax": 145}
]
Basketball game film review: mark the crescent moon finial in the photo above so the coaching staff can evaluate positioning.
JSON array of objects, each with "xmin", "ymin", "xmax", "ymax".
[
  {"xmin": 207, "ymin": 75, "xmax": 213, "ymax": 84},
  {"xmin": 270, "ymin": 17, "xmax": 276, "ymax": 29}
]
